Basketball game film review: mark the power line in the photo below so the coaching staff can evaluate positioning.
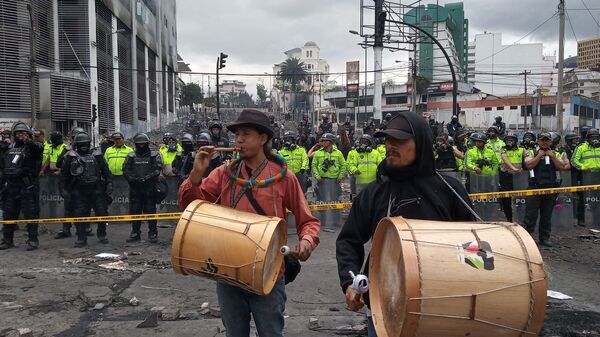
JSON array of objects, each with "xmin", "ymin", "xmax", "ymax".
[
  {"xmin": 475, "ymin": 11, "xmax": 558, "ymax": 65},
  {"xmin": 580, "ymin": 0, "xmax": 600, "ymax": 27},
  {"xmin": 566, "ymin": 9, "xmax": 579, "ymax": 41}
]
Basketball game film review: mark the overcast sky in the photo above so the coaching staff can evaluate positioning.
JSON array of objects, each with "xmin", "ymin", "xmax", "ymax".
[{"xmin": 176, "ymin": 0, "xmax": 600, "ymax": 96}]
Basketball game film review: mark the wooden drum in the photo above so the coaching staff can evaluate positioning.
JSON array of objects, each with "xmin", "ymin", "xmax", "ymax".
[
  {"xmin": 172, "ymin": 200, "xmax": 286, "ymax": 295},
  {"xmin": 369, "ymin": 218, "xmax": 547, "ymax": 337}
]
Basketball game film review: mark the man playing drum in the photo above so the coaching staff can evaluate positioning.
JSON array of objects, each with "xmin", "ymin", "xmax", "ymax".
[
  {"xmin": 336, "ymin": 112, "xmax": 476, "ymax": 337},
  {"xmin": 178, "ymin": 109, "xmax": 321, "ymax": 337}
]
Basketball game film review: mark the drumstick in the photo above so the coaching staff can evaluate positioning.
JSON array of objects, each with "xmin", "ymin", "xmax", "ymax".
[
  {"xmin": 213, "ymin": 147, "xmax": 240, "ymax": 152},
  {"xmin": 280, "ymin": 245, "xmax": 291, "ymax": 255},
  {"xmin": 349, "ymin": 271, "xmax": 369, "ymax": 301}
]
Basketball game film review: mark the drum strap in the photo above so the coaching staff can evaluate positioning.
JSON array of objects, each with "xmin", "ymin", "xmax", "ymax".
[{"xmin": 229, "ymin": 159, "xmax": 269, "ymax": 208}]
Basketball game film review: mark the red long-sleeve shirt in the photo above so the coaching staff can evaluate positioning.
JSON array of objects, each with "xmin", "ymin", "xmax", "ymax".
[{"xmin": 178, "ymin": 161, "xmax": 320, "ymax": 249}]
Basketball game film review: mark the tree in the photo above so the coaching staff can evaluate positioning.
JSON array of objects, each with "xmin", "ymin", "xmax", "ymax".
[
  {"xmin": 202, "ymin": 96, "xmax": 214, "ymax": 108},
  {"xmin": 256, "ymin": 83, "xmax": 267, "ymax": 106},
  {"xmin": 180, "ymin": 82, "xmax": 203, "ymax": 109},
  {"xmin": 277, "ymin": 57, "xmax": 308, "ymax": 113}
]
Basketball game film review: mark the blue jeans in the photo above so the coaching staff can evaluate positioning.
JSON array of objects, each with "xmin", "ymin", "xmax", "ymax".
[
  {"xmin": 367, "ymin": 316, "xmax": 377, "ymax": 337},
  {"xmin": 217, "ymin": 279, "xmax": 286, "ymax": 337}
]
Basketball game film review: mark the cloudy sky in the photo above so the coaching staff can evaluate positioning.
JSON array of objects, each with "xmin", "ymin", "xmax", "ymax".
[{"xmin": 176, "ymin": 0, "xmax": 600, "ymax": 96}]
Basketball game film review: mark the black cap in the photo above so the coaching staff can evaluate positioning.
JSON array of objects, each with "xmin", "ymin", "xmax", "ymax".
[
  {"xmin": 538, "ymin": 132, "xmax": 551, "ymax": 140},
  {"xmin": 374, "ymin": 115, "xmax": 414, "ymax": 140},
  {"xmin": 111, "ymin": 132, "xmax": 124, "ymax": 139}
]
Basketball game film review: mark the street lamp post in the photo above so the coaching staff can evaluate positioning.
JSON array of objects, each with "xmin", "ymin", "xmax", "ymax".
[{"xmin": 349, "ymin": 30, "xmax": 372, "ymax": 133}]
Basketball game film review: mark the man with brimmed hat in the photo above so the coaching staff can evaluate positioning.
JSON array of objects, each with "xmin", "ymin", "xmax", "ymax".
[
  {"xmin": 336, "ymin": 112, "xmax": 475, "ymax": 337},
  {"xmin": 523, "ymin": 132, "xmax": 569, "ymax": 247},
  {"xmin": 178, "ymin": 109, "xmax": 321, "ymax": 337}
]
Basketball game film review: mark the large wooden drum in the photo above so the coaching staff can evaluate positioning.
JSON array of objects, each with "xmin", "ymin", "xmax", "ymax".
[
  {"xmin": 369, "ymin": 218, "xmax": 547, "ymax": 337},
  {"xmin": 172, "ymin": 200, "xmax": 286, "ymax": 295}
]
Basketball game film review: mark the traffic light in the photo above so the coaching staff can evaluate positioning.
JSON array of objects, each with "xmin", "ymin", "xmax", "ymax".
[
  {"xmin": 219, "ymin": 52, "xmax": 228, "ymax": 69},
  {"xmin": 91, "ymin": 104, "xmax": 97, "ymax": 123}
]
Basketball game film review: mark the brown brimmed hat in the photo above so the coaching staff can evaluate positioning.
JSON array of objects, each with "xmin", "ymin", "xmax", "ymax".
[{"xmin": 226, "ymin": 109, "xmax": 274, "ymax": 138}]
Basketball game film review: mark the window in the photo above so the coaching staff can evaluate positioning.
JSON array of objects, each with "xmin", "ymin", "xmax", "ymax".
[
  {"xmin": 580, "ymin": 90, "xmax": 585, "ymax": 94},
  {"xmin": 497, "ymin": 106, "xmax": 504, "ymax": 110},
  {"xmin": 485, "ymin": 107, "xmax": 492, "ymax": 111},
  {"xmin": 386, "ymin": 96, "xmax": 407, "ymax": 105},
  {"xmin": 306, "ymin": 51, "xmax": 309, "ymax": 57},
  {"xmin": 510, "ymin": 106, "xmax": 518, "ymax": 110}
]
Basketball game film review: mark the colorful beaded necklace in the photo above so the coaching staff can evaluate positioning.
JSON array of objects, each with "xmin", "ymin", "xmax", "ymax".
[{"xmin": 225, "ymin": 154, "xmax": 288, "ymax": 188}]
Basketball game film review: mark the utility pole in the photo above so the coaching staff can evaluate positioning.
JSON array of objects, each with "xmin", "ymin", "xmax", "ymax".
[
  {"xmin": 410, "ymin": 57, "xmax": 417, "ymax": 112},
  {"xmin": 216, "ymin": 52, "xmax": 228, "ymax": 120},
  {"xmin": 373, "ymin": 0, "xmax": 384, "ymax": 123},
  {"xmin": 27, "ymin": 4, "xmax": 37, "ymax": 128},
  {"xmin": 557, "ymin": 0, "xmax": 565, "ymax": 132},
  {"xmin": 521, "ymin": 70, "xmax": 531, "ymax": 129}
]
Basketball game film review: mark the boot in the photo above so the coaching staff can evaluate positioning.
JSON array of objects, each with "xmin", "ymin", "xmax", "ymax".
[
  {"xmin": 54, "ymin": 231, "xmax": 71, "ymax": 239},
  {"xmin": 149, "ymin": 233, "xmax": 158, "ymax": 244},
  {"xmin": 126, "ymin": 233, "xmax": 141, "ymax": 243},
  {"xmin": 0, "ymin": 240, "xmax": 14, "ymax": 250},
  {"xmin": 26, "ymin": 240, "xmax": 39, "ymax": 251},
  {"xmin": 74, "ymin": 237, "xmax": 87, "ymax": 248},
  {"xmin": 97, "ymin": 235, "xmax": 109, "ymax": 244}
]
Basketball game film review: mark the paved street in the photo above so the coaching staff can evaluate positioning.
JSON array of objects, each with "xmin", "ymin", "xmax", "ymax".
[{"xmin": 0, "ymin": 216, "xmax": 599, "ymax": 336}]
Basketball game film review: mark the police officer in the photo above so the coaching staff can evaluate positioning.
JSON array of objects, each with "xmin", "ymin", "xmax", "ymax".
[
  {"xmin": 209, "ymin": 120, "xmax": 230, "ymax": 148},
  {"xmin": 159, "ymin": 133, "xmax": 180, "ymax": 176},
  {"xmin": 0, "ymin": 122, "xmax": 44, "ymax": 250},
  {"xmin": 123, "ymin": 133, "xmax": 163, "ymax": 243},
  {"xmin": 55, "ymin": 126, "xmax": 92, "ymax": 239},
  {"xmin": 521, "ymin": 131, "xmax": 537, "ymax": 154},
  {"xmin": 499, "ymin": 132, "xmax": 525, "ymax": 222},
  {"xmin": 279, "ymin": 131, "xmax": 309, "ymax": 193},
  {"xmin": 312, "ymin": 133, "xmax": 346, "ymax": 229},
  {"xmin": 564, "ymin": 133, "xmax": 585, "ymax": 226},
  {"xmin": 434, "ymin": 133, "xmax": 460, "ymax": 171},
  {"xmin": 376, "ymin": 137, "xmax": 386, "ymax": 158},
  {"xmin": 383, "ymin": 113, "xmax": 393, "ymax": 126},
  {"xmin": 465, "ymin": 132, "xmax": 499, "ymax": 177},
  {"xmin": 40, "ymin": 131, "xmax": 67, "ymax": 176},
  {"xmin": 173, "ymin": 133, "xmax": 195, "ymax": 179},
  {"xmin": 485, "ymin": 126, "xmax": 505, "ymax": 163},
  {"xmin": 60, "ymin": 132, "xmax": 113, "ymax": 247},
  {"xmin": 319, "ymin": 115, "xmax": 333, "ymax": 135},
  {"xmin": 524, "ymin": 132, "xmax": 569, "ymax": 247},
  {"xmin": 181, "ymin": 132, "xmax": 221, "ymax": 181},
  {"xmin": 492, "ymin": 116, "xmax": 506, "ymax": 136},
  {"xmin": 341, "ymin": 116, "xmax": 355, "ymax": 141},
  {"xmin": 346, "ymin": 134, "xmax": 382, "ymax": 195},
  {"xmin": 103, "ymin": 132, "xmax": 133, "ymax": 177},
  {"xmin": 446, "ymin": 115, "xmax": 462, "ymax": 138},
  {"xmin": 363, "ymin": 117, "xmax": 376, "ymax": 137}
]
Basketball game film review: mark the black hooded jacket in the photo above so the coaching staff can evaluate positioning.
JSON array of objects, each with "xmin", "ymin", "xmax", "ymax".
[{"xmin": 335, "ymin": 112, "xmax": 475, "ymax": 303}]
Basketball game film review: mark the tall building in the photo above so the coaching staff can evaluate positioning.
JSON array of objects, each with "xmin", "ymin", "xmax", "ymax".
[
  {"xmin": 578, "ymin": 37, "xmax": 600, "ymax": 70},
  {"xmin": 219, "ymin": 80, "xmax": 247, "ymax": 101},
  {"xmin": 467, "ymin": 32, "xmax": 555, "ymax": 96},
  {"xmin": 0, "ymin": 0, "xmax": 178, "ymax": 139},
  {"xmin": 404, "ymin": 2, "xmax": 469, "ymax": 83},
  {"xmin": 272, "ymin": 41, "xmax": 330, "ymax": 113}
]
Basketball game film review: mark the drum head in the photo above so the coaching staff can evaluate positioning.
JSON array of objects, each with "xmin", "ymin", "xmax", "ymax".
[
  {"xmin": 370, "ymin": 218, "xmax": 419, "ymax": 337},
  {"xmin": 262, "ymin": 219, "xmax": 286, "ymax": 293}
]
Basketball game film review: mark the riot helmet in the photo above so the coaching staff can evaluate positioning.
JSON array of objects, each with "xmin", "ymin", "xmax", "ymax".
[
  {"xmin": 181, "ymin": 133, "xmax": 195, "ymax": 153},
  {"xmin": 357, "ymin": 134, "xmax": 374, "ymax": 152},
  {"xmin": 73, "ymin": 132, "xmax": 92, "ymax": 154},
  {"xmin": 197, "ymin": 132, "xmax": 211, "ymax": 146},
  {"xmin": 587, "ymin": 129, "xmax": 600, "ymax": 147},
  {"xmin": 504, "ymin": 132, "xmax": 518, "ymax": 150},
  {"xmin": 50, "ymin": 131, "xmax": 64, "ymax": 146},
  {"xmin": 486, "ymin": 126, "xmax": 499, "ymax": 139},
  {"xmin": 283, "ymin": 131, "xmax": 297, "ymax": 149},
  {"xmin": 564, "ymin": 133, "xmax": 579, "ymax": 149},
  {"xmin": 320, "ymin": 133, "xmax": 336, "ymax": 143},
  {"xmin": 133, "ymin": 133, "xmax": 150, "ymax": 154},
  {"xmin": 162, "ymin": 132, "xmax": 174, "ymax": 144}
]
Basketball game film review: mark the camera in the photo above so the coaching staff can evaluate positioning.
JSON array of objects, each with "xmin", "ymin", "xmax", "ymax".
[
  {"xmin": 321, "ymin": 158, "xmax": 336, "ymax": 172},
  {"xmin": 475, "ymin": 159, "xmax": 492, "ymax": 168}
]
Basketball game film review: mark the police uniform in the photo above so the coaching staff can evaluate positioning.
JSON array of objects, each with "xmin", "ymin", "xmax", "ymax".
[
  {"xmin": 123, "ymin": 133, "xmax": 163, "ymax": 243},
  {"xmin": 0, "ymin": 123, "xmax": 44, "ymax": 250},
  {"xmin": 499, "ymin": 135, "xmax": 525, "ymax": 222},
  {"xmin": 104, "ymin": 144, "xmax": 134, "ymax": 176},
  {"xmin": 60, "ymin": 132, "xmax": 113, "ymax": 247},
  {"xmin": 279, "ymin": 133, "xmax": 309, "ymax": 193},
  {"xmin": 312, "ymin": 133, "xmax": 346, "ymax": 228}
]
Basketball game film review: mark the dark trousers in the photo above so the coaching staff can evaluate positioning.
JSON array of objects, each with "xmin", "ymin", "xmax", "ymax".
[
  {"xmin": 72, "ymin": 186, "xmax": 108, "ymax": 240},
  {"xmin": 524, "ymin": 193, "xmax": 556, "ymax": 241},
  {"xmin": 129, "ymin": 187, "xmax": 157, "ymax": 235},
  {"xmin": 572, "ymin": 192, "xmax": 585, "ymax": 222},
  {"xmin": 499, "ymin": 172, "xmax": 513, "ymax": 222},
  {"xmin": 2, "ymin": 184, "xmax": 39, "ymax": 243}
]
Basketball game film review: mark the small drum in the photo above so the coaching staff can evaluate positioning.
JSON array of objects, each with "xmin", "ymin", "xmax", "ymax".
[
  {"xmin": 369, "ymin": 218, "xmax": 546, "ymax": 337},
  {"xmin": 172, "ymin": 200, "xmax": 286, "ymax": 295}
]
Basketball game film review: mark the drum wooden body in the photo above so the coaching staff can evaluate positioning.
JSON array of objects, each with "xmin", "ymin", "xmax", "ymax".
[
  {"xmin": 172, "ymin": 200, "xmax": 286, "ymax": 295},
  {"xmin": 369, "ymin": 218, "xmax": 547, "ymax": 337}
]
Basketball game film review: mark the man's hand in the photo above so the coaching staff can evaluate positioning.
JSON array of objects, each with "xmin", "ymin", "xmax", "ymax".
[
  {"xmin": 585, "ymin": 168, "xmax": 592, "ymax": 173},
  {"xmin": 336, "ymin": 178, "xmax": 343, "ymax": 184},
  {"xmin": 39, "ymin": 170, "xmax": 45, "ymax": 177},
  {"xmin": 316, "ymin": 177, "xmax": 323, "ymax": 184},
  {"xmin": 354, "ymin": 170, "xmax": 361, "ymax": 176},
  {"xmin": 51, "ymin": 169, "xmax": 61, "ymax": 176},
  {"xmin": 475, "ymin": 167, "xmax": 482, "ymax": 174},
  {"xmin": 291, "ymin": 239, "xmax": 313, "ymax": 262},
  {"xmin": 546, "ymin": 150, "xmax": 555, "ymax": 158},
  {"xmin": 345, "ymin": 286, "xmax": 365, "ymax": 311}
]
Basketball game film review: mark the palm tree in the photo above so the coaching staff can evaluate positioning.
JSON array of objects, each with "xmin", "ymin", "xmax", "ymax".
[{"xmin": 278, "ymin": 57, "xmax": 308, "ymax": 116}]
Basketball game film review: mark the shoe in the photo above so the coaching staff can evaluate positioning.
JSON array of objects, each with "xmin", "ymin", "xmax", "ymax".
[
  {"xmin": 97, "ymin": 236, "xmax": 109, "ymax": 244},
  {"xmin": 0, "ymin": 240, "xmax": 15, "ymax": 250},
  {"xmin": 26, "ymin": 240, "xmax": 38, "ymax": 251},
  {"xmin": 74, "ymin": 239, "xmax": 87, "ymax": 248},
  {"xmin": 54, "ymin": 231, "xmax": 71, "ymax": 239},
  {"xmin": 540, "ymin": 239, "xmax": 554, "ymax": 247},
  {"xmin": 149, "ymin": 233, "xmax": 158, "ymax": 244},
  {"xmin": 577, "ymin": 220, "xmax": 586, "ymax": 227},
  {"xmin": 86, "ymin": 229, "xmax": 94, "ymax": 237},
  {"xmin": 126, "ymin": 234, "xmax": 141, "ymax": 243}
]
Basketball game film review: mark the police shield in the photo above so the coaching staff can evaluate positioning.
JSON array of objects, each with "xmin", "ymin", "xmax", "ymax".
[
  {"xmin": 583, "ymin": 171, "xmax": 600, "ymax": 228},
  {"xmin": 553, "ymin": 171, "xmax": 573, "ymax": 233},
  {"xmin": 509, "ymin": 172, "xmax": 529, "ymax": 225},
  {"xmin": 314, "ymin": 178, "xmax": 342, "ymax": 230},
  {"xmin": 470, "ymin": 173, "xmax": 502, "ymax": 221}
]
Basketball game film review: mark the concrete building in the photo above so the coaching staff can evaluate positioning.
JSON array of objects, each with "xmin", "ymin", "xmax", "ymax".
[
  {"xmin": 404, "ymin": 2, "xmax": 469, "ymax": 83},
  {"xmin": 218, "ymin": 80, "xmax": 246, "ymax": 100},
  {"xmin": 564, "ymin": 69, "xmax": 600, "ymax": 100},
  {"xmin": 427, "ymin": 93, "xmax": 598, "ymax": 132},
  {"xmin": 577, "ymin": 37, "xmax": 600, "ymax": 70},
  {"xmin": 467, "ymin": 32, "xmax": 555, "ymax": 96},
  {"xmin": 272, "ymin": 41, "xmax": 330, "ymax": 113},
  {"xmin": 0, "ymin": 0, "xmax": 178, "ymax": 140}
]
